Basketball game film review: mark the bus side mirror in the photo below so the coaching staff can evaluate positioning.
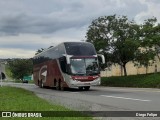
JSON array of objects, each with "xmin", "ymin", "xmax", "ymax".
[
  {"xmin": 98, "ymin": 54, "xmax": 105, "ymax": 71},
  {"xmin": 63, "ymin": 54, "xmax": 73, "ymax": 64},
  {"xmin": 98, "ymin": 54, "xmax": 105, "ymax": 64}
]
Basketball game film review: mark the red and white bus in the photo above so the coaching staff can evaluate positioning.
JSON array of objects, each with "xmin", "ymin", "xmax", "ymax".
[{"xmin": 33, "ymin": 42, "xmax": 105, "ymax": 90}]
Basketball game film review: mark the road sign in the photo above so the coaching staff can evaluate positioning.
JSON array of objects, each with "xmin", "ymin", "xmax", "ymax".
[{"xmin": 23, "ymin": 76, "xmax": 32, "ymax": 81}]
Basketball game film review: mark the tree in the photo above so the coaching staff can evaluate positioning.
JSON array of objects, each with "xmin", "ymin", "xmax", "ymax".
[
  {"xmin": 8, "ymin": 59, "xmax": 33, "ymax": 80},
  {"xmin": 134, "ymin": 49, "xmax": 156, "ymax": 74},
  {"xmin": 141, "ymin": 18, "xmax": 160, "ymax": 60},
  {"xmin": 134, "ymin": 17, "xmax": 160, "ymax": 71},
  {"xmin": 35, "ymin": 48, "xmax": 45, "ymax": 55},
  {"xmin": 86, "ymin": 15, "xmax": 140, "ymax": 76},
  {"xmin": 35, "ymin": 46, "xmax": 53, "ymax": 55}
]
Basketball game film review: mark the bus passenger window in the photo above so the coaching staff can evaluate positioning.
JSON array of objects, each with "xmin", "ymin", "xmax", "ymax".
[{"xmin": 59, "ymin": 57, "xmax": 67, "ymax": 73}]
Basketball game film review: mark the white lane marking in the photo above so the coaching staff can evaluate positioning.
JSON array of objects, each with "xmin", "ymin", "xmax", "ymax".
[
  {"xmin": 66, "ymin": 92, "xmax": 80, "ymax": 94},
  {"xmin": 103, "ymin": 88, "xmax": 160, "ymax": 93},
  {"xmin": 70, "ymin": 92, "xmax": 80, "ymax": 93},
  {"xmin": 101, "ymin": 95, "xmax": 151, "ymax": 102}
]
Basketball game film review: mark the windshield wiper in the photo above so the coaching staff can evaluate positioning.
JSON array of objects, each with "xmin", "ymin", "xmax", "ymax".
[{"xmin": 77, "ymin": 72, "xmax": 86, "ymax": 74}]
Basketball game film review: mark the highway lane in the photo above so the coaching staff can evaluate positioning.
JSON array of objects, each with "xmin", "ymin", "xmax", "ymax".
[
  {"xmin": 2, "ymin": 82, "xmax": 160, "ymax": 119},
  {"xmin": 2, "ymin": 82, "xmax": 160, "ymax": 110}
]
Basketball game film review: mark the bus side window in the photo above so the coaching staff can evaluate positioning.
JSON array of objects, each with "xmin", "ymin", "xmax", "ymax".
[{"xmin": 59, "ymin": 57, "xmax": 67, "ymax": 73}]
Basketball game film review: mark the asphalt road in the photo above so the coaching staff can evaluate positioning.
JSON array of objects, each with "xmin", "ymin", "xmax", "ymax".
[{"xmin": 2, "ymin": 82, "xmax": 160, "ymax": 120}]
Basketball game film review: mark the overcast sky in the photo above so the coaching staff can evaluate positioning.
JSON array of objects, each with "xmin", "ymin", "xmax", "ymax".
[{"xmin": 0, "ymin": 0, "xmax": 160, "ymax": 58}]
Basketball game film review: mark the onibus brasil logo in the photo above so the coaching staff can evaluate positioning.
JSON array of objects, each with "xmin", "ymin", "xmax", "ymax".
[{"xmin": 1, "ymin": 112, "xmax": 42, "ymax": 118}]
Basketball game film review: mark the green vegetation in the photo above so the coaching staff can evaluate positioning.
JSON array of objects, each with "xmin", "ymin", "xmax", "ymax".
[
  {"xmin": 5, "ymin": 64, "xmax": 34, "ymax": 83},
  {"xmin": 5, "ymin": 65, "xmax": 12, "ymax": 79},
  {"xmin": 101, "ymin": 73, "xmax": 160, "ymax": 88},
  {"xmin": 0, "ymin": 86, "xmax": 92, "ymax": 120},
  {"xmin": 35, "ymin": 46, "xmax": 53, "ymax": 55},
  {"xmin": 8, "ymin": 59, "xmax": 33, "ymax": 80}
]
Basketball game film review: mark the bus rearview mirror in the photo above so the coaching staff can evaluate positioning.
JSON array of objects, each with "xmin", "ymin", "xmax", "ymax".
[
  {"xmin": 63, "ymin": 54, "xmax": 73, "ymax": 64},
  {"xmin": 98, "ymin": 54, "xmax": 105, "ymax": 64}
]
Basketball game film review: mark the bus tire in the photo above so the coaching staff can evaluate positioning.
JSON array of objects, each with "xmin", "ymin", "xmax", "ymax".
[
  {"xmin": 60, "ymin": 82, "xmax": 65, "ymax": 91},
  {"xmin": 84, "ymin": 86, "xmax": 90, "ymax": 91},
  {"xmin": 38, "ymin": 80, "xmax": 41, "ymax": 88},
  {"xmin": 41, "ymin": 82, "xmax": 44, "ymax": 88},
  {"xmin": 56, "ymin": 80, "xmax": 60, "ymax": 90},
  {"xmin": 40, "ymin": 80, "xmax": 44, "ymax": 88},
  {"xmin": 79, "ymin": 87, "xmax": 83, "ymax": 90}
]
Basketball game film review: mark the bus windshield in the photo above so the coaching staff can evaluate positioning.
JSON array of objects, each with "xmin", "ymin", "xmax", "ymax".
[{"xmin": 70, "ymin": 58, "xmax": 99, "ymax": 76}]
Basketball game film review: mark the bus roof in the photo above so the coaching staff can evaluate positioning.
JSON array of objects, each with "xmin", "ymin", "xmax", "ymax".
[{"xmin": 33, "ymin": 41, "xmax": 96, "ymax": 58}]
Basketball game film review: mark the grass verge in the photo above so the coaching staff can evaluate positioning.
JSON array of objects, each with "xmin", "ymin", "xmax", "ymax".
[
  {"xmin": 101, "ymin": 73, "xmax": 160, "ymax": 88},
  {"xmin": 0, "ymin": 86, "xmax": 92, "ymax": 120}
]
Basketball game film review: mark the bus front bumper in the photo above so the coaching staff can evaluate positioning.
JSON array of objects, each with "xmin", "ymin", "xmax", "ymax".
[{"xmin": 69, "ymin": 78, "xmax": 101, "ymax": 87}]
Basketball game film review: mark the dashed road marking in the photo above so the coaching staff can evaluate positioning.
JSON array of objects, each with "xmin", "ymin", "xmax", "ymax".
[{"xmin": 101, "ymin": 95, "xmax": 151, "ymax": 102}]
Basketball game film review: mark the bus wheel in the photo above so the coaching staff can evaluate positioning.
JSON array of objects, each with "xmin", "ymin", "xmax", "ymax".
[
  {"xmin": 56, "ymin": 80, "xmax": 60, "ymax": 90},
  {"xmin": 40, "ymin": 80, "xmax": 44, "ymax": 88},
  {"xmin": 78, "ymin": 87, "xmax": 83, "ymax": 90},
  {"xmin": 60, "ymin": 82, "xmax": 65, "ymax": 91},
  {"xmin": 38, "ymin": 80, "xmax": 40, "ymax": 87},
  {"xmin": 38, "ymin": 80, "xmax": 42, "ymax": 88},
  {"xmin": 84, "ymin": 86, "xmax": 90, "ymax": 91}
]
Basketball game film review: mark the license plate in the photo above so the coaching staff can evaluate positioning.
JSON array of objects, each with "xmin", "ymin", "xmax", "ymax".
[{"xmin": 84, "ymin": 83, "xmax": 90, "ymax": 85}]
